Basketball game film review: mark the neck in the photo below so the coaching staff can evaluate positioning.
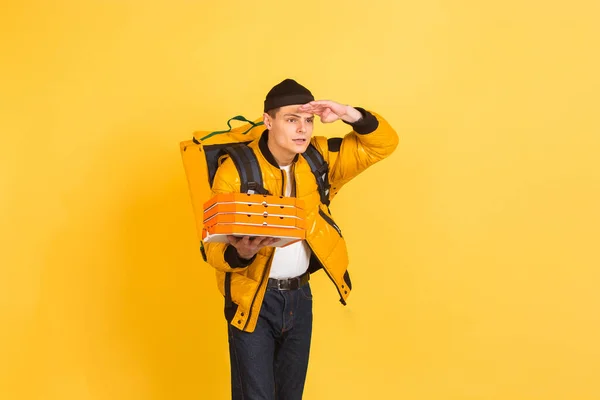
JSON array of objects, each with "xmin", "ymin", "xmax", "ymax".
[{"xmin": 267, "ymin": 139, "xmax": 294, "ymax": 167}]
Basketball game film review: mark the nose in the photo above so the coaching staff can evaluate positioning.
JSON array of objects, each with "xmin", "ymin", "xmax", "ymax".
[{"xmin": 297, "ymin": 120, "xmax": 306, "ymax": 133}]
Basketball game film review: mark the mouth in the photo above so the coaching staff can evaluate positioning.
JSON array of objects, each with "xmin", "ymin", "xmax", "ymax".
[{"xmin": 292, "ymin": 138, "xmax": 308, "ymax": 144}]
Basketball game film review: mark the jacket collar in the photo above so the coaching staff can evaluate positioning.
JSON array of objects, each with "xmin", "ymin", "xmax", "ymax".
[{"xmin": 258, "ymin": 130, "xmax": 300, "ymax": 168}]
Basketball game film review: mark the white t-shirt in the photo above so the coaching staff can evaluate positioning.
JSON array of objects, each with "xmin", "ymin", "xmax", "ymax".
[{"xmin": 268, "ymin": 164, "xmax": 311, "ymax": 279}]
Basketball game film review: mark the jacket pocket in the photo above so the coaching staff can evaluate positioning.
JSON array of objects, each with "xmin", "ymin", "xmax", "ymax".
[{"xmin": 319, "ymin": 208, "xmax": 342, "ymax": 238}]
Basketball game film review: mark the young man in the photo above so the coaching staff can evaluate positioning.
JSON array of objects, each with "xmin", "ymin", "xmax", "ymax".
[{"xmin": 205, "ymin": 79, "xmax": 398, "ymax": 399}]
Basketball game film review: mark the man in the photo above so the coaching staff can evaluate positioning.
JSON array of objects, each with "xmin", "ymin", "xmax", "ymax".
[{"xmin": 205, "ymin": 79, "xmax": 398, "ymax": 399}]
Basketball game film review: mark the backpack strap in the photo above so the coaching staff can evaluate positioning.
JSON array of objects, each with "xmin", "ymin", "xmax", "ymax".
[
  {"xmin": 301, "ymin": 144, "xmax": 331, "ymax": 206},
  {"xmin": 222, "ymin": 144, "xmax": 270, "ymax": 195}
]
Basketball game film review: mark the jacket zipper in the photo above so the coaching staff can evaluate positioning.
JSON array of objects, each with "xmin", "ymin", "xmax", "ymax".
[
  {"xmin": 306, "ymin": 242, "xmax": 346, "ymax": 305},
  {"xmin": 242, "ymin": 169, "xmax": 284, "ymax": 331},
  {"xmin": 319, "ymin": 208, "xmax": 342, "ymax": 237},
  {"xmin": 242, "ymin": 254, "xmax": 273, "ymax": 330},
  {"xmin": 299, "ymin": 166, "xmax": 345, "ymax": 304}
]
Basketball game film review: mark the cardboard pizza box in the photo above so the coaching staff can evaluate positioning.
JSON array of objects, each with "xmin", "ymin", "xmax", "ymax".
[
  {"xmin": 203, "ymin": 202, "xmax": 306, "ymax": 221},
  {"xmin": 202, "ymin": 193, "xmax": 306, "ymax": 248}
]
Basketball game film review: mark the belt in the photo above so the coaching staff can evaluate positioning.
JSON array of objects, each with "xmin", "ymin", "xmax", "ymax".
[{"xmin": 267, "ymin": 271, "xmax": 310, "ymax": 291}]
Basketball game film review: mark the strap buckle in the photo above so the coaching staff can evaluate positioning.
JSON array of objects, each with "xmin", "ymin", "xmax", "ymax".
[
  {"xmin": 247, "ymin": 181, "xmax": 258, "ymax": 194},
  {"xmin": 275, "ymin": 277, "xmax": 298, "ymax": 290}
]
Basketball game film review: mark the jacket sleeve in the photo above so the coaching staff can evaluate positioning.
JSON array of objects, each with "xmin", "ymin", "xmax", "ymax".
[
  {"xmin": 203, "ymin": 157, "xmax": 256, "ymax": 272},
  {"xmin": 325, "ymin": 108, "xmax": 399, "ymax": 191}
]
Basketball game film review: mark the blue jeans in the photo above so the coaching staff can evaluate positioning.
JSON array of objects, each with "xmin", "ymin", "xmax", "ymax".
[{"xmin": 228, "ymin": 283, "xmax": 313, "ymax": 400}]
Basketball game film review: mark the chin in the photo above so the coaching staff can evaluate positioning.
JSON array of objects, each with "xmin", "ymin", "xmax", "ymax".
[{"xmin": 295, "ymin": 144, "xmax": 310, "ymax": 154}]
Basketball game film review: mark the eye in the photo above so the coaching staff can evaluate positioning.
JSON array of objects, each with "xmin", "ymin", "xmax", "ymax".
[
  {"xmin": 307, "ymin": 118, "xmax": 314, "ymax": 124},
  {"xmin": 287, "ymin": 118, "xmax": 296, "ymax": 123}
]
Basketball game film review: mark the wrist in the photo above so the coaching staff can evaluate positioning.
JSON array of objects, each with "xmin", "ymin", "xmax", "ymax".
[
  {"xmin": 341, "ymin": 105, "xmax": 363, "ymax": 124},
  {"xmin": 236, "ymin": 247, "xmax": 256, "ymax": 260},
  {"xmin": 341, "ymin": 107, "xmax": 379, "ymax": 134},
  {"xmin": 225, "ymin": 245, "xmax": 255, "ymax": 268}
]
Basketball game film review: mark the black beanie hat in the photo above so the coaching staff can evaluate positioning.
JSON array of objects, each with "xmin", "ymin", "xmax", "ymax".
[{"xmin": 264, "ymin": 79, "xmax": 314, "ymax": 113}]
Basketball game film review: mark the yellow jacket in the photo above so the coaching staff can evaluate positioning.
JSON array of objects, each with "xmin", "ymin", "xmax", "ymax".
[{"xmin": 205, "ymin": 109, "xmax": 398, "ymax": 332}]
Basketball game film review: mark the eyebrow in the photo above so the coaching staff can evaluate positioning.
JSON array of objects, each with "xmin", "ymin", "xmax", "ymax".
[{"xmin": 283, "ymin": 114, "xmax": 313, "ymax": 118}]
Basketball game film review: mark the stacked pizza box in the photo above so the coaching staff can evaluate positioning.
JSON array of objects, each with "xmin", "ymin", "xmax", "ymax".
[{"xmin": 202, "ymin": 193, "xmax": 306, "ymax": 247}]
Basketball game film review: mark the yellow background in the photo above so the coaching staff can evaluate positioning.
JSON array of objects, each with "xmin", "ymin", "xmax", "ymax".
[{"xmin": 2, "ymin": 0, "xmax": 599, "ymax": 399}]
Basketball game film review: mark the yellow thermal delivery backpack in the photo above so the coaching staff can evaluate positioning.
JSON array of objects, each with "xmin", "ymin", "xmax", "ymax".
[{"xmin": 180, "ymin": 115, "xmax": 330, "ymax": 261}]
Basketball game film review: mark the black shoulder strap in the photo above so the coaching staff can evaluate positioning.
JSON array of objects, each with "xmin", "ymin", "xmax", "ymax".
[
  {"xmin": 223, "ymin": 144, "xmax": 270, "ymax": 195},
  {"xmin": 302, "ymin": 144, "xmax": 331, "ymax": 206}
]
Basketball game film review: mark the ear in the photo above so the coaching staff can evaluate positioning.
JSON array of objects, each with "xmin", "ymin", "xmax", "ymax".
[{"xmin": 263, "ymin": 113, "xmax": 272, "ymax": 130}]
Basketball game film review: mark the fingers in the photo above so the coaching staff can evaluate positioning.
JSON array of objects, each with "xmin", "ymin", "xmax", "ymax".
[
  {"xmin": 228, "ymin": 235, "xmax": 252, "ymax": 249},
  {"xmin": 300, "ymin": 101, "xmax": 345, "ymax": 122},
  {"xmin": 229, "ymin": 236, "xmax": 281, "ymax": 256},
  {"xmin": 305, "ymin": 106, "xmax": 329, "ymax": 119},
  {"xmin": 264, "ymin": 237, "xmax": 280, "ymax": 246},
  {"xmin": 267, "ymin": 238, "xmax": 281, "ymax": 246},
  {"xmin": 249, "ymin": 236, "xmax": 266, "ymax": 247},
  {"xmin": 298, "ymin": 102, "xmax": 316, "ymax": 110},
  {"xmin": 299, "ymin": 101, "xmax": 327, "ymax": 113},
  {"xmin": 301, "ymin": 100, "xmax": 333, "ymax": 108},
  {"xmin": 246, "ymin": 236, "xmax": 280, "ymax": 249},
  {"xmin": 253, "ymin": 236, "xmax": 278, "ymax": 247},
  {"xmin": 227, "ymin": 235, "xmax": 240, "ymax": 245}
]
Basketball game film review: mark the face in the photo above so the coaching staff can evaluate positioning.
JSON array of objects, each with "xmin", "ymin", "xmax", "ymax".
[{"xmin": 263, "ymin": 105, "xmax": 314, "ymax": 165}]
